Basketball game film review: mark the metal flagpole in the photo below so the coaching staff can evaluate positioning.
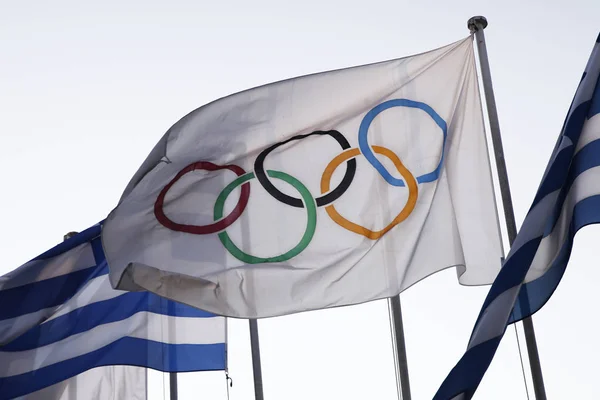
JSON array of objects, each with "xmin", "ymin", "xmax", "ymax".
[
  {"xmin": 228, "ymin": 134, "xmax": 265, "ymax": 400},
  {"xmin": 249, "ymin": 319, "xmax": 265, "ymax": 400},
  {"xmin": 169, "ymin": 373, "xmax": 178, "ymax": 400},
  {"xmin": 63, "ymin": 232, "xmax": 79, "ymax": 400},
  {"xmin": 467, "ymin": 16, "xmax": 547, "ymax": 400},
  {"xmin": 388, "ymin": 296, "xmax": 411, "ymax": 400}
]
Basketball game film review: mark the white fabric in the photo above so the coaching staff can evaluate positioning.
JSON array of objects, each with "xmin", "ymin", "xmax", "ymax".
[
  {"xmin": 467, "ymin": 285, "xmax": 520, "ymax": 349},
  {"xmin": 45, "ymin": 275, "xmax": 125, "ymax": 322},
  {"xmin": 527, "ymin": 163, "xmax": 600, "ymax": 280},
  {"xmin": 574, "ymin": 114, "xmax": 600, "ymax": 153},
  {"xmin": 103, "ymin": 36, "xmax": 503, "ymax": 318},
  {"xmin": 18, "ymin": 367, "xmax": 147, "ymax": 400}
]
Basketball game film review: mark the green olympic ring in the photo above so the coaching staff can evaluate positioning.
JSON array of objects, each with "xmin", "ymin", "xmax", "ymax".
[{"xmin": 214, "ymin": 170, "xmax": 317, "ymax": 264}]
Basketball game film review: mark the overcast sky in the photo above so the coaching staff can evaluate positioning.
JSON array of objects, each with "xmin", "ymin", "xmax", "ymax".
[{"xmin": 2, "ymin": 1, "xmax": 600, "ymax": 399}]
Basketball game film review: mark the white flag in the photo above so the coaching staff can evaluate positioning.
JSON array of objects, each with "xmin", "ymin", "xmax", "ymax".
[{"xmin": 103, "ymin": 36, "xmax": 503, "ymax": 318}]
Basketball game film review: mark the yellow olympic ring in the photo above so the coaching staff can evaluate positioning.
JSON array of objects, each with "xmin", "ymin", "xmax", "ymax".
[{"xmin": 320, "ymin": 146, "xmax": 418, "ymax": 240}]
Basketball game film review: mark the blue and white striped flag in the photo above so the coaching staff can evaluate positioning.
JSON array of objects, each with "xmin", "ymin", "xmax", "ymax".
[
  {"xmin": 0, "ymin": 223, "xmax": 226, "ymax": 399},
  {"xmin": 434, "ymin": 33, "xmax": 600, "ymax": 399}
]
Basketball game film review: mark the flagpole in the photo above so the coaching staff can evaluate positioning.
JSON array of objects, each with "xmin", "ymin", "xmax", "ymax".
[
  {"xmin": 169, "ymin": 373, "xmax": 178, "ymax": 400},
  {"xmin": 64, "ymin": 232, "xmax": 79, "ymax": 400},
  {"xmin": 249, "ymin": 319, "xmax": 265, "ymax": 400},
  {"xmin": 388, "ymin": 296, "xmax": 411, "ymax": 400},
  {"xmin": 467, "ymin": 16, "xmax": 547, "ymax": 400}
]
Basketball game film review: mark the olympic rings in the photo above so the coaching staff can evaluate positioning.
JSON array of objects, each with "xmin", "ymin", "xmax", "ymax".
[
  {"xmin": 214, "ymin": 170, "xmax": 317, "ymax": 264},
  {"xmin": 254, "ymin": 130, "xmax": 356, "ymax": 208},
  {"xmin": 358, "ymin": 99, "xmax": 447, "ymax": 186},
  {"xmin": 154, "ymin": 161, "xmax": 250, "ymax": 234},
  {"xmin": 154, "ymin": 99, "xmax": 447, "ymax": 264},
  {"xmin": 321, "ymin": 146, "xmax": 418, "ymax": 239}
]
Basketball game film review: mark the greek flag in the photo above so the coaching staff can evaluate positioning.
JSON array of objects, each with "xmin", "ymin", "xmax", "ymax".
[
  {"xmin": 434, "ymin": 33, "xmax": 600, "ymax": 399},
  {"xmin": 0, "ymin": 223, "xmax": 226, "ymax": 399}
]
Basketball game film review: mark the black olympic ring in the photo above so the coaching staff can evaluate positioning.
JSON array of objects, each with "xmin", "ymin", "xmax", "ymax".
[{"xmin": 254, "ymin": 130, "xmax": 357, "ymax": 208}]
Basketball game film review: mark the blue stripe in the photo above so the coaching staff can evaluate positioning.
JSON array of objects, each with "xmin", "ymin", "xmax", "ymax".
[
  {"xmin": 530, "ymin": 141, "xmax": 576, "ymax": 208},
  {"xmin": 531, "ymin": 63, "xmax": 600, "ymax": 209},
  {"xmin": 529, "ymin": 65, "xmax": 599, "ymax": 210},
  {"xmin": 0, "ymin": 264, "xmax": 107, "ymax": 321},
  {"xmin": 530, "ymin": 101, "xmax": 591, "ymax": 208},
  {"xmin": 528, "ymin": 68, "xmax": 591, "ymax": 212},
  {"xmin": 563, "ymin": 100, "xmax": 592, "ymax": 144},
  {"xmin": 0, "ymin": 338, "xmax": 226, "ymax": 399},
  {"xmin": 433, "ymin": 337, "xmax": 502, "ymax": 400},
  {"xmin": 511, "ymin": 194, "xmax": 600, "ymax": 322},
  {"xmin": 3, "ymin": 291, "xmax": 217, "ymax": 351},
  {"xmin": 545, "ymin": 138, "xmax": 600, "ymax": 234},
  {"xmin": 475, "ymin": 237, "xmax": 542, "ymax": 322}
]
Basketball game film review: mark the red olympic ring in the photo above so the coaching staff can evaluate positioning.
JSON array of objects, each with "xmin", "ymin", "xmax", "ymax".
[{"xmin": 154, "ymin": 161, "xmax": 250, "ymax": 234}]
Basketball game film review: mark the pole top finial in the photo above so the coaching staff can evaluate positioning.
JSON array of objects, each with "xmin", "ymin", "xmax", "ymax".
[
  {"xmin": 468, "ymin": 16, "xmax": 488, "ymax": 33},
  {"xmin": 64, "ymin": 231, "xmax": 78, "ymax": 241}
]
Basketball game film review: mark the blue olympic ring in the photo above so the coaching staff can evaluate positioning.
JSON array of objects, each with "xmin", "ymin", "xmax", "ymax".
[{"xmin": 358, "ymin": 99, "xmax": 448, "ymax": 187}]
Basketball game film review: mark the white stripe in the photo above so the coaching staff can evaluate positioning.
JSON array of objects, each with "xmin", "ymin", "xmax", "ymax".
[
  {"xmin": 0, "ymin": 243, "xmax": 96, "ymax": 291},
  {"xmin": 526, "ymin": 165, "xmax": 600, "ymax": 282},
  {"xmin": 0, "ymin": 312, "xmax": 225, "ymax": 377},
  {"xmin": 556, "ymin": 135, "xmax": 573, "ymax": 153},
  {"xmin": 467, "ymin": 285, "xmax": 521, "ymax": 349},
  {"xmin": 0, "ymin": 275, "xmax": 125, "ymax": 345},
  {"xmin": 0, "ymin": 311, "xmax": 49, "ymax": 346},
  {"xmin": 45, "ymin": 274, "xmax": 126, "ymax": 322},
  {"xmin": 504, "ymin": 190, "xmax": 559, "ymax": 259},
  {"xmin": 537, "ymin": 136, "xmax": 573, "ymax": 188},
  {"xmin": 574, "ymin": 113, "xmax": 600, "ymax": 154}
]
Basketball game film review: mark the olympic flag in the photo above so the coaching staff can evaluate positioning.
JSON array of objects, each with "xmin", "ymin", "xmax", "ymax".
[{"xmin": 103, "ymin": 36, "xmax": 503, "ymax": 318}]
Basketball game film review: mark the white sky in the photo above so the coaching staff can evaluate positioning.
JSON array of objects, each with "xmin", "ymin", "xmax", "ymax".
[{"xmin": 2, "ymin": 1, "xmax": 599, "ymax": 399}]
